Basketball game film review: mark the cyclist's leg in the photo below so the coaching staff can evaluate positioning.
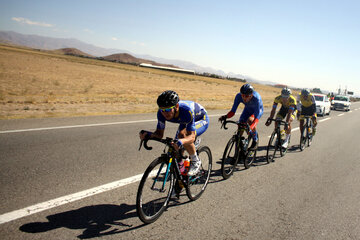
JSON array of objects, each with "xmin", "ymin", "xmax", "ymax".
[
  {"xmin": 274, "ymin": 112, "xmax": 282, "ymax": 133},
  {"xmin": 239, "ymin": 108, "xmax": 252, "ymax": 136},
  {"xmin": 312, "ymin": 113, "xmax": 317, "ymax": 135},
  {"xmin": 194, "ymin": 113, "xmax": 209, "ymax": 137},
  {"xmin": 188, "ymin": 114, "xmax": 209, "ymax": 176},
  {"xmin": 284, "ymin": 111, "xmax": 296, "ymax": 145},
  {"xmin": 299, "ymin": 106, "xmax": 306, "ymax": 134},
  {"xmin": 176, "ymin": 128, "xmax": 196, "ymax": 156},
  {"xmin": 242, "ymin": 112, "xmax": 259, "ymax": 150}
]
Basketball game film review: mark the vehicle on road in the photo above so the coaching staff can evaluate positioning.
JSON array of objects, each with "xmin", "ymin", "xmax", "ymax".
[
  {"xmin": 314, "ymin": 94, "xmax": 331, "ymax": 116},
  {"xmin": 332, "ymin": 95, "xmax": 351, "ymax": 111},
  {"xmin": 136, "ymin": 135, "xmax": 212, "ymax": 224}
]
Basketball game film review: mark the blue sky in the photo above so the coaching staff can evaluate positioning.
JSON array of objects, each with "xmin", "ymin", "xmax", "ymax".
[{"xmin": 1, "ymin": 0, "xmax": 359, "ymax": 95}]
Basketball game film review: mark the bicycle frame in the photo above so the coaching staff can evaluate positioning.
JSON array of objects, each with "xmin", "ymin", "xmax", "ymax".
[
  {"xmin": 266, "ymin": 118, "xmax": 288, "ymax": 162},
  {"xmin": 141, "ymin": 137, "xmax": 198, "ymax": 194},
  {"xmin": 222, "ymin": 120, "xmax": 250, "ymax": 160},
  {"xmin": 300, "ymin": 116, "xmax": 313, "ymax": 150}
]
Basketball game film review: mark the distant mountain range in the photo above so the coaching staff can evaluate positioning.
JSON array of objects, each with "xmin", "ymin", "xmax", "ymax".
[{"xmin": 0, "ymin": 30, "xmax": 263, "ymax": 82}]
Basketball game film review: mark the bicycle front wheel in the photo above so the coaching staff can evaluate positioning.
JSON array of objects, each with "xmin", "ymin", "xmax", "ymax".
[
  {"xmin": 307, "ymin": 121, "xmax": 313, "ymax": 147},
  {"xmin": 244, "ymin": 136, "xmax": 257, "ymax": 169},
  {"xmin": 280, "ymin": 134, "xmax": 290, "ymax": 156},
  {"xmin": 266, "ymin": 131, "xmax": 278, "ymax": 163},
  {"xmin": 186, "ymin": 146, "xmax": 212, "ymax": 201},
  {"xmin": 299, "ymin": 128, "xmax": 306, "ymax": 151},
  {"xmin": 221, "ymin": 136, "xmax": 239, "ymax": 179},
  {"xmin": 136, "ymin": 157, "xmax": 174, "ymax": 224}
]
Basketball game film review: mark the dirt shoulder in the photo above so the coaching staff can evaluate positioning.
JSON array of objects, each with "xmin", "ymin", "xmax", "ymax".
[{"xmin": 0, "ymin": 44, "xmax": 281, "ymax": 119}]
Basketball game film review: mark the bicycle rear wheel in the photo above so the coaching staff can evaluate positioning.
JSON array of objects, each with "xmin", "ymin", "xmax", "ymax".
[
  {"xmin": 244, "ymin": 136, "xmax": 257, "ymax": 169},
  {"xmin": 136, "ymin": 157, "xmax": 174, "ymax": 224},
  {"xmin": 187, "ymin": 146, "xmax": 212, "ymax": 201},
  {"xmin": 266, "ymin": 131, "xmax": 278, "ymax": 163},
  {"xmin": 221, "ymin": 136, "xmax": 239, "ymax": 179}
]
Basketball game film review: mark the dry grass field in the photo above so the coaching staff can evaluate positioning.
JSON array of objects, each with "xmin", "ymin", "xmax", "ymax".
[{"xmin": 0, "ymin": 44, "xmax": 285, "ymax": 119}]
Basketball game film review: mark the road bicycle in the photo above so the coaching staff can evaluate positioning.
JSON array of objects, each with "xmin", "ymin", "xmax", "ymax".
[
  {"xmin": 220, "ymin": 120, "xmax": 257, "ymax": 179},
  {"xmin": 299, "ymin": 115, "xmax": 314, "ymax": 151},
  {"xmin": 136, "ymin": 134, "xmax": 212, "ymax": 224},
  {"xmin": 266, "ymin": 118, "xmax": 290, "ymax": 162}
]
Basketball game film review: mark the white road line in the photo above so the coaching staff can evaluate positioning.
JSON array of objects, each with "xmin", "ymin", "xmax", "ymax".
[
  {"xmin": 337, "ymin": 113, "xmax": 345, "ymax": 116},
  {"xmin": 319, "ymin": 117, "xmax": 331, "ymax": 122},
  {"xmin": 0, "ymin": 114, "xmax": 224, "ymax": 134},
  {"xmin": 0, "ymin": 170, "xmax": 161, "ymax": 224},
  {"xmin": 0, "ymin": 119, "xmax": 156, "ymax": 134}
]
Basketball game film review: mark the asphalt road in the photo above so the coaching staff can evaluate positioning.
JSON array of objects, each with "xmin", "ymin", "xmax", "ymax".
[{"xmin": 1, "ymin": 103, "xmax": 360, "ymax": 239}]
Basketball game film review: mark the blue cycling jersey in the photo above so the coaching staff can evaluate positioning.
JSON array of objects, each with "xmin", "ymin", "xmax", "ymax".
[
  {"xmin": 157, "ymin": 100, "xmax": 207, "ymax": 132},
  {"xmin": 230, "ymin": 90, "xmax": 264, "ymax": 121}
]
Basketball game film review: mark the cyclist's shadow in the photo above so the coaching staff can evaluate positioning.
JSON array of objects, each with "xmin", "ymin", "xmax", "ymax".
[{"xmin": 19, "ymin": 203, "xmax": 144, "ymax": 239}]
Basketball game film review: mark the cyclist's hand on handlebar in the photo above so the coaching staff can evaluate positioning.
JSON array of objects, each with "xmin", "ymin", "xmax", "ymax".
[
  {"xmin": 265, "ymin": 118, "xmax": 272, "ymax": 126},
  {"xmin": 139, "ymin": 130, "xmax": 151, "ymax": 140},
  {"xmin": 171, "ymin": 140, "xmax": 181, "ymax": 151},
  {"xmin": 219, "ymin": 115, "xmax": 227, "ymax": 122}
]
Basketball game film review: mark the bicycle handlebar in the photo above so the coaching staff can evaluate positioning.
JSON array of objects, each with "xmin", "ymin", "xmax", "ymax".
[
  {"xmin": 220, "ymin": 119, "xmax": 250, "ymax": 131},
  {"xmin": 139, "ymin": 132, "xmax": 186, "ymax": 158},
  {"xmin": 267, "ymin": 118, "xmax": 288, "ymax": 128}
]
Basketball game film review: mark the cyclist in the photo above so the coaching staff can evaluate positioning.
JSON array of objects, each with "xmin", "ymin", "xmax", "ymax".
[
  {"xmin": 139, "ymin": 90, "xmax": 209, "ymax": 176},
  {"xmin": 219, "ymin": 83, "xmax": 264, "ymax": 150},
  {"xmin": 265, "ymin": 87, "xmax": 297, "ymax": 148},
  {"xmin": 297, "ymin": 88, "xmax": 317, "ymax": 137}
]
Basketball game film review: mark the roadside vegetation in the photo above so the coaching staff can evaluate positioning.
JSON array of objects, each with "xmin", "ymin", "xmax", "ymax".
[{"xmin": 0, "ymin": 44, "xmax": 284, "ymax": 119}]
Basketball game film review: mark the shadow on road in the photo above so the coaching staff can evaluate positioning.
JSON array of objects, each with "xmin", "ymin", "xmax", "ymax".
[
  {"xmin": 19, "ymin": 203, "xmax": 146, "ymax": 239},
  {"xmin": 209, "ymin": 145, "xmax": 271, "ymax": 183}
]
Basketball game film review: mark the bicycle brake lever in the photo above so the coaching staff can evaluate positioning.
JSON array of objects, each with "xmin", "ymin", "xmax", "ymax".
[{"xmin": 139, "ymin": 140, "xmax": 144, "ymax": 151}]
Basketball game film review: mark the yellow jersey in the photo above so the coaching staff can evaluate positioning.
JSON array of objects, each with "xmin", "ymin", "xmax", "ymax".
[
  {"xmin": 297, "ymin": 93, "xmax": 316, "ymax": 108},
  {"xmin": 274, "ymin": 95, "xmax": 297, "ymax": 108}
]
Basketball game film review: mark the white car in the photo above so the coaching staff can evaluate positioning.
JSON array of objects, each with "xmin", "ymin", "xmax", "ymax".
[
  {"xmin": 314, "ymin": 94, "xmax": 331, "ymax": 116},
  {"xmin": 332, "ymin": 95, "xmax": 351, "ymax": 111}
]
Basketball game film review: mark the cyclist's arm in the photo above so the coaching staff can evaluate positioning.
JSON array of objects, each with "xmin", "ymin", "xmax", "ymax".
[
  {"xmin": 227, "ymin": 93, "xmax": 242, "ymax": 118},
  {"xmin": 250, "ymin": 118, "xmax": 259, "ymax": 131},
  {"xmin": 286, "ymin": 105, "xmax": 296, "ymax": 123},
  {"xmin": 296, "ymin": 94, "xmax": 302, "ymax": 113},
  {"xmin": 269, "ymin": 102, "xmax": 278, "ymax": 119},
  {"xmin": 140, "ymin": 111, "xmax": 166, "ymax": 140},
  {"xmin": 177, "ymin": 129, "xmax": 196, "ymax": 147},
  {"xmin": 139, "ymin": 128, "xmax": 164, "ymax": 140}
]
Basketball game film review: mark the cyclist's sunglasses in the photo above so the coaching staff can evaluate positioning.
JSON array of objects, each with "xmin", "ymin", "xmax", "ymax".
[
  {"xmin": 241, "ymin": 94, "xmax": 252, "ymax": 99},
  {"xmin": 159, "ymin": 106, "xmax": 175, "ymax": 112}
]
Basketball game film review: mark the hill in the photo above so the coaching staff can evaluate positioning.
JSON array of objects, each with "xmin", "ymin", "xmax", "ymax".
[
  {"xmin": 51, "ymin": 48, "xmax": 95, "ymax": 58},
  {"xmin": 102, "ymin": 53, "xmax": 178, "ymax": 68},
  {"xmin": 0, "ymin": 31, "xmax": 247, "ymax": 79}
]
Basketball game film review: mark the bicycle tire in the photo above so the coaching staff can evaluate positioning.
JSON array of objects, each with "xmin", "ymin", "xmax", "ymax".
[
  {"xmin": 186, "ymin": 146, "xmax": 212, "ymax": 201},
  {"xmin": 266, "ymin": 131, "xmax": 278, "ymax": 163},
  {"xmin": 299, "ymin": 127, "xmax": 306, "ymax": 151},
  {"xmin": 136, "ymin": 157, "xmax": 174, "ymax": 224},
  {"xmin": 307, "ymin": 120, "xmax": 313, "ymax": 147},
  {"xmin": 244, "ymin": 136, "xmax": 257, "ymax": 169},
  {"xmin": 280, "ymin": 134, "xmax": 290, "ymax": 156},
  {"xmin": 221, "ymin": 136, "xmax": 239, "ymax": 179}
]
